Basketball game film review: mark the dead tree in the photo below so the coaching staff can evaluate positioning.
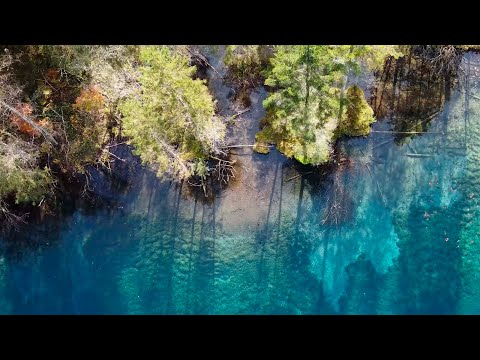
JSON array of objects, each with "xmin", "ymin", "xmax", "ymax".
[{"xmin": 0, "ymin": 199, "xmax": 27, "ymax": 230}]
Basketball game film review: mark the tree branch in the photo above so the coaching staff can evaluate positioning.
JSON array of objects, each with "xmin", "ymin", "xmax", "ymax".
[{"xmin": 0, "ymin": 100, "xmax": 57, "ymax": 145}]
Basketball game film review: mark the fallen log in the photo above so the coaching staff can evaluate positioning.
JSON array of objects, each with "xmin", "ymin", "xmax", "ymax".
[
  {"xmin": 405, "ymin": 153, "xmax": 436, "ymax": 158},
  {"xmin": 222, "ymin": 144, "xmax": 275, "ymax": 149},
  {"xmin": 226, "ymin": 108, "xmax": 250, "ymax": 122},
  {"xmin": 371, "ymin": 131, "xmax": 442, "ymax": 134},
  {"xmin": 371, "ymin": 110, "xmax": 441, "ymax": 150},
  {"xmin": 0, "ymin": 100, "xmax": 57, "ymax": 145},
  {"xmin": 286, "ymin": 171, "xmax": 313, "ymax": 182}
]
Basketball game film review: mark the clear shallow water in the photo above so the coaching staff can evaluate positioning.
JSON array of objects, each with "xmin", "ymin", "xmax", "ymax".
[{"xmin": 1, "ymin": 52, "xmax": 480, "ymax": 314}]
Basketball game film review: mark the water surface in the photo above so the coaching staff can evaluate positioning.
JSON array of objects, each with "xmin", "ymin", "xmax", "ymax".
[{"xmin": 1, "ymin": 50, "xmax": 479, "ymax": 314}]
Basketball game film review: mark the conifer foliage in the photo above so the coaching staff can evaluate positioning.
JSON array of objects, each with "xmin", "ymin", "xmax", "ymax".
[
  {"xmin": 258, "ymin": 45, "xmax": 401, "ymax": 165},
  {"xmin": 119, "ymin": 46, "xmax": 226, "ymax": 181}
]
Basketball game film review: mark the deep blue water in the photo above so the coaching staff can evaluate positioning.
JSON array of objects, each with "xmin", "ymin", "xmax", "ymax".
[{"xmin": 1, "ymin": 52, "xmax": 480, "ymax": 314}]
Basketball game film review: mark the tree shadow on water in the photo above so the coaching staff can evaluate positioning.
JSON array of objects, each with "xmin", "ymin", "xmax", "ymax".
[
  {"xmin": 393, "ymin": 197, "xmax": 463, "ymax": 314},
  {"xmin": 179, "ymin": 182, "xmax": 218, "ymax": 314},
  {"xmin": 133, "ymin": 182, "xmax": 183, "ymax": 314},
  {"xmin": 191, "ymin": 202, "xmax": 216, "ymax": 314},
  {"xmin": 253, "ymin": 160, "xmax": 280, "ymax": 313}
]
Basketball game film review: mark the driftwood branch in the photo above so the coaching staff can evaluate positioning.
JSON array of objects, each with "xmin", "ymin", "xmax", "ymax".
[
  {"xmin": 371, "ymin": 110, "xmax": 441, "ymax": 150},
  {"xmin": 221, "ymin": 144, "xmax": 275, "ymax": 149},
  {"xmin": 467, "ymin": 91, "xmax": 480, "ymax": 101},
  {"xmin": 405, "ymin": 153, "xmax": 436, "ymax": 158},
  {"xmin": 365, "ymin": 163, "xmax": 387, "ymax": 207},
  {"xmin": 286, "ymin": 171, "xmax": 313, "ymax": 182},
  {"xmin": 0, "ymin": 199, "xmax": 28, "ymax": 228},
  {"xmin": 151, "ymin": 132, "xmax": 190, "ymax": 176},
  {"xmin": 227, "ymin": 108, "xmax": 250, "ymax": 122},
  {"xmin": 210, "ymin": 155, "xmax": 236, "ymax": 164},
  {"xmin": 106, "ymin": 150, "xmax": 126, "ymax": 162},
  {"xmin": 211, "ymin": 156, "xmax": 236, "ymax": 184},
  {"xmin": 106, "ymin": 141, "xmax": 128, "ymax": 148},
  {"xmin": 371, "ymin": 131, "xmax": 442, "ymax": 134},
  {"xmin": 186, "ymin": 48, "xmax": 224, "ymax": 79}
]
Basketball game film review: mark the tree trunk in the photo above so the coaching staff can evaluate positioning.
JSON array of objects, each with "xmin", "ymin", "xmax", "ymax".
[{"xmin": 0, "ymin": 100, "xmax": 57, "ymax": 145}]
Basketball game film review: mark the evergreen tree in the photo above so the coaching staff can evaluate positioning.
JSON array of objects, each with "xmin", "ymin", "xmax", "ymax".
[
  {"xmin": 119, "ymin": 46, "xmax": 226, "ymax": 181},
  {"xmin": 258, "ymin": 45, "xmax": 401, "ymax": 165},
  {"xmin": 339, "ymin": 84, "xmax": 375, "ymax": 137}
]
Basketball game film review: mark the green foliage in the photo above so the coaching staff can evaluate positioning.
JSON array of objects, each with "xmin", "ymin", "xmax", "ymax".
[
  {"xmin": 261, "ymin": 46, "xmax": 343, "ymax": 165},
  {"xmin": 457, "ymin": 45, "xmax": 480, "ymax": 51},
  {"xmin": 30, "ymin": 45, "xmax": 95, "ymax": 79},
  {"xmin": 224, "ymin": 45, "xmax": 265, "ymax": 69},
  {"xmin": 346, "ymin": 45, "xmax": 403, "ymax": 72},
  {"xmin": 255, "ymin": 123, "xmax": 276, "ymax": 144},
  {"xmin": 338, "ymin": 85, "xmax": 375, "ymax": 137},
  {"xmin": 224, "ymin": 45, "xmax": 272, "ymax": 88},
  {"xmin": 119, "ymin": 46, "xmax": 226, "ymax": 181},
  {"xmin": 252, "ymin": 142, "xmax": 270, "ymax": 154},
  {"xmin": 261, "ymin": 45, "xmax": 400, "ymax": 165},
  {"xmin": 0, "ymin": 45, "xmax": 143, "ymax": 221},
  {"xmin": 2, "ymin": 167, "xmax": 53, "ymax": 205},
  {"xmin": 31, "ymin": 46, "xmax": 137, "ymax": 174},
  {"xmin": 0, "ymin": 140, "xmax": 53, "ymax": 204}
]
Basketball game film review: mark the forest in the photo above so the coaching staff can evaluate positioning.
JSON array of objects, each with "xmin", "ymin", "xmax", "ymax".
[{"xmin": 0, "ymin": 45, "xmax": 475, "ymax": 230}]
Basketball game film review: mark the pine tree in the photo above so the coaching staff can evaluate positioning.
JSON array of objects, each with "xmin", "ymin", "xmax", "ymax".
[
  {"xmin": 119, "ymin": 46, "xmax": 226, "ymax": 181},
  {"xmin": 258, "ymin": 45, "xmax": 401, "ymax": 165}
]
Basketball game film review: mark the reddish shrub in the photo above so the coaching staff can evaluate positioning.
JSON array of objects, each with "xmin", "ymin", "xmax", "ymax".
[
  {"xmin": 74, "ymin": 86, "xmax": 105, "ymax": 113},
  {"xmin": 9, "ymin": 103, "xmax": 40, "ymax": 136}
]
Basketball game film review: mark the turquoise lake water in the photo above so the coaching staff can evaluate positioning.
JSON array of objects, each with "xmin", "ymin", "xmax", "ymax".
[{"xmin": 1, "ymin": 51, "xmax": 480, "ymax": 314}]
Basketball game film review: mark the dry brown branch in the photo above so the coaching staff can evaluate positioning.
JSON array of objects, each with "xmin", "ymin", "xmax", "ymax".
[
  {"xmin": 0, "ymin": 99, "xmax": 58, "ymax": 145},
  {"xmin": 186, "ymin": 47, "xmax": 224, "ymax": 79},
  {"xmin": 212, "ymin": 157, "xmax": 237, "ymax": 184},
  {"xmin": 286, "ymin": 171, "xmax": 313, "ymax": 182},
  {"xmin": 81, "ymin": 169, "xmax": 95, "ymax": 197},
  {"xmin": 0, "ymin": 199, "xmax": 27, "ymax": 229}
]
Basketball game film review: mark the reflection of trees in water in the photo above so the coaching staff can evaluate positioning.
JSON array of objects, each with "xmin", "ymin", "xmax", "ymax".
[
  {"xmin": 293, "ymin": 149, "xmax": 356, "ymax": 227},
  {"xmin": 184, "ymin": 197, "xmax": 198, "ymax": 312},
  {"xmin": 252, "ymin": 161, "xmax": 279, "ymax": 312},
  {"xmin": 340, "ymin": 257, "xmax": 380, "ymax": 314},
  {"xmin": 392, "ymin": 197, "xmax": 463, "ymax": 314},
  {"xmin": 336, "ymin": 197, "xmax": 463, "ymax": 314},
  {"xmin": 320, "ymin": 156, "xmax": 356, "ymax": 227},
  {"xmin": 371, "ymin": 46, "xmax": 462, "ymax": 145},
  {"xmin": 189, "ymin": 202, "xmax": 216, "ymax": 314},
  {"xmin": 2, "ymin": 215, "xmax": 65, "ymax": 258}
]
